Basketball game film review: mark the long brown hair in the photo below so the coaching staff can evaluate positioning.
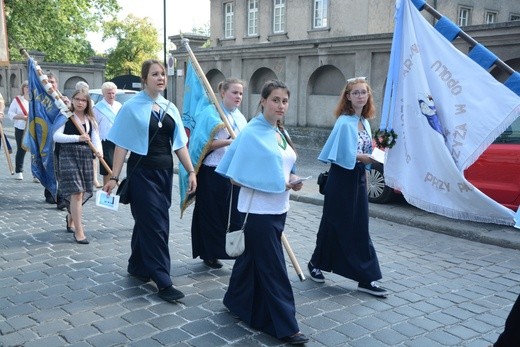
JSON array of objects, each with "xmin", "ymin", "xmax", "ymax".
[
  {"xmin": 70, "ymin": 89, "xmax": 97, "ymax": 130},
  {"xmin": 333, "ymin": 78, "xmax": 376, "ymax": 119}
]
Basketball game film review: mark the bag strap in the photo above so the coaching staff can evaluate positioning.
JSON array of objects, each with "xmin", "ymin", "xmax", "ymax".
[
  {"xmin": 226, "ymin": 185, "xmax": 254, "ymax": 233},
  {"xmin": 123, "ymin": 101, "xmax": 171, "ymax": 182}
]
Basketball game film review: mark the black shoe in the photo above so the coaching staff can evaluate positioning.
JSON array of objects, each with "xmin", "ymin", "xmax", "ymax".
[
  {"xmin": 65, "ymin": 214, "xmax": 74, "ymax": 233},
  {"xmin": 57, "ymin": 201, "xmax": 67, "ymax": 211},
  {"xmin": 128, "ymin": 272, "xmax": 150, "ymax": 282},
  {"xmin": 281, "ymin": 332, "xmax": 309, "ymax": 345},
  {"xmin": 45, "ymin": 196, "xmax": 56, "ymax": 204},
  {"xmin": 307, "ymin": 262, "xmax": 325, "ymax": 283},
  {"xmin": 73, "ymin": 233, "xmax": 89, "ymax": 245},
  {"xmin": 357, "ymin": 282, "xmax": 388, "ymax": 297},
  {"xmin": 158, "ymin": 286, "xmax": 185, "ymax": 303},
  {"xmin": 203, "ymin": 259, "xmax": 223, "ymax": 269}
]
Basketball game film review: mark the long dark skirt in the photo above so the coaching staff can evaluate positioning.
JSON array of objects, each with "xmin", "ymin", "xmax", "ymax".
[
  {"xmin": 224, "ymin": 213, "xmax": 299, "ymax": 339},
  {"xmin": 191, "ymin": 164, "xmax": 242, "ymax": 260},
  {"xmin": 127, "ymin": 167, "xmax": 173, "ymax": 289},
  {"xmin": 495, "ymin": 293, "xmax": 520, "ymax": 346},
  {"xmin": 310, "ymin": 162, "xmax": 382, "ymax": 283}
]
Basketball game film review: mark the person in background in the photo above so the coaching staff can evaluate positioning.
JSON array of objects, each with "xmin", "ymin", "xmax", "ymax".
[
  {"xmin": 44, "ymin": 73, "xmax": 69, "ymax": 209},
  {"xmin": 54, "ymin": 89, "xmax": 102, "ymax": 245},
  {"xmin": 7, "ymin": 80, "xmax": 32, "ymax": 181},
  {"xmin": 216, "ymin": 80, "xmax": 309, "ymax": 345},
  {"xmin": 0, "ymin": 91, "xmax": 13, "ymax": 155},
  {"xmin": 93, "ymin": 82, "xmax": 122, "ymax": 185},
  {"xmin": 307, "ymin": 77, "xmax": 388, "ymax": 298},
  {"xmin": 103, "ymin": 59, "xmax": 197, "ymax": 304},
  {"xmin": 75, "ymin": 80, "xmax": 102, "ymax": 188},
  {"xmin": 191, "ymin": 78, "xmax": 248, "ymax": 269}
]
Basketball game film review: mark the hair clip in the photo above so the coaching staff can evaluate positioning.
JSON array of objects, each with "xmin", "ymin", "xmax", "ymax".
[{"xmin": 347, "ymin": 76, "xmax": 367, "ymax": 83}]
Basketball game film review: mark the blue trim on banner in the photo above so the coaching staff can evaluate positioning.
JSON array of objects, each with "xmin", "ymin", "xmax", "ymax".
[
  {"xmin": 505, "ymin": 72, "xmax": 520, "ymax": 97},
  {"xmin": 468, "ymin": 43, "xmax": 498, "ymax": 70},
  {"xmin": 434, "ymin": 16, "xmax": 460, "ymax": 42}
]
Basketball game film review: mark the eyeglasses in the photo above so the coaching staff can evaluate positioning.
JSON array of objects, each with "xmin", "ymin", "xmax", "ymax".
[
  {"xmin": 347, "ymin": 76, "xmax": 367, "ymax": 83},
  {"xmin": 349, "ymin": 90, "xmax": 369, "ymax": 97},
  {"xmin": 73, "ymin": 98, "xmax": 88, "ymax": 103}
]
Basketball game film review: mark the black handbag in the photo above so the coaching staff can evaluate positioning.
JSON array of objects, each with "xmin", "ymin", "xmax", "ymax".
[
  {"xmin": 116, "ymin": 178, "xmax": 130, "ymax": 204},
  {"xmin": 317, "ymin": 171, "xmax": 329, "ymax": 195}
]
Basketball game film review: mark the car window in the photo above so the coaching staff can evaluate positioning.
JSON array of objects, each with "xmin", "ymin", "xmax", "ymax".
[
  {"xmin": 116, "ymin": 93, "xmax": 136, "ymax": 104},
  {"xmin": 494, "ymin": 117, "xmax": 520, "ymax": 144}
]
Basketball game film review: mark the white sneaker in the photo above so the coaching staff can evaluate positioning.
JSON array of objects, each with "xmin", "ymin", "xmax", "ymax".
[{"xmin": 15, "ymin": 172, "xmax": 23, "ymax": 180}]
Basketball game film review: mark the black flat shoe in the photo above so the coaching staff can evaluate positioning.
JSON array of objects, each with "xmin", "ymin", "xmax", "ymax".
[
  {"xmin": 203, "ymin": 259, "xmax": 223, "ymax": 269},
  {"xmin": 73, "ymin": 233, "xmax": 89, "ymax": 245},
  {"xmin": 158, "ymin": 286, "xmax": 185, "ymax": 303},
  {"xmin": 281, "ymin": 332, "xmax": 309, "ymax": 345},
  {"xmin": 65, "ymin": 214, "xmax": 74, "ymax": 233}
]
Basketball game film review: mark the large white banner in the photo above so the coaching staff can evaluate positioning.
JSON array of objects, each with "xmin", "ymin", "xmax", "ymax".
[{"xmin": 383, "ymin": 0, "xmax": 520, "ymax": 225}]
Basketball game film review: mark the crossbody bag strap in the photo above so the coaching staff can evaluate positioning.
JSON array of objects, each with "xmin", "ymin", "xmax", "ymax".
[{"xmin": 226, "ymin": 185, "xmax": 254, "ymax": 233}]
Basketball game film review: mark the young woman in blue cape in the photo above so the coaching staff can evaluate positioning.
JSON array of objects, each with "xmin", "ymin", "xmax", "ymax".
[
  {"xmin": 216, "ymin": 80, "xmax": 309, "ymax": 345},
  {"xmin": 190, "ymin": 78, "xmax": 248, "ymax": 269},
  {"xmin": 307, "ymin": 77, "xmax": 388, "ymax": 298},
  {"xmin": 103, "ymin": 60, "xmax": 197, "ymax": 303}
]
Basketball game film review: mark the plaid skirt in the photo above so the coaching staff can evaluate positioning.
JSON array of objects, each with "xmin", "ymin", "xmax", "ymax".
[{"xmin": 56, "ymin": 143, "xmax": 93, "ymax": 204}]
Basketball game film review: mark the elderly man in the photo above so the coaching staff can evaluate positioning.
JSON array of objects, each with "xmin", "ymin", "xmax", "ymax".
[{"xmin": 93, "ymin": 82, "xmax": 122, "ymax": 185}]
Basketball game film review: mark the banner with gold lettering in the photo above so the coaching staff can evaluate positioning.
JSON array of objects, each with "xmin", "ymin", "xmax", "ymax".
[
  {"xmin": 25, "ymin": 58, "xmax": 67, "ymax": 198},
  {"xmin": 381, "ymin": 0, "xmax": 520, "ymax": 225},
  {"xmin": 0, "ymin": 0, "xmax": 8, "ymax": 66}
]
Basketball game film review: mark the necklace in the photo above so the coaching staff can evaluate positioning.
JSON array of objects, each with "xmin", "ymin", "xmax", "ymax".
[{"xmin": 152, "ymin": 109, "xmax": 164, "ymax": 128}]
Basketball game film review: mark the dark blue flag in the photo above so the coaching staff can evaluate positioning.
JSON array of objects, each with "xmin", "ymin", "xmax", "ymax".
[{"xmin": 24, "ymin": 58, "xmax": 68, "ymax": 198}]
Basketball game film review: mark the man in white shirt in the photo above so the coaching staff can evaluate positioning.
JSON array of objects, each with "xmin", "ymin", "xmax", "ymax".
[{"xmin": 93, "ymin": 82, "xmax": 122, "ymax": 185}]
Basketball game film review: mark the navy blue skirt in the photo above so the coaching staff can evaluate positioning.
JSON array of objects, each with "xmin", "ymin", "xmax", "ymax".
[
  {"xmin": 127, "ymin": 167, "xmax": 174, "ymax": 289},
  {"xmin": 310, "ymin": 162, "xmax": 382, "ymax": 283},
  {"xmin": 191, "ymin": 164, "xmax": 242, "ymax": 260},
  {"xmin": 224, "ymin": 213, "xmax": 300, "ymax": 339}
]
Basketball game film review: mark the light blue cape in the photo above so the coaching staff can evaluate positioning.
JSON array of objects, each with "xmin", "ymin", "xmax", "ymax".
[
  {"xmin": 107, "ymin": 91, "xmax": 187, "ymax": 154},
  {"xmin": 216, "ymin": 114, "xmax": 287, "ymax": 193},
  {"xmin": 318, "ymin": 114, "xmax": 371, "ymax": 169}
]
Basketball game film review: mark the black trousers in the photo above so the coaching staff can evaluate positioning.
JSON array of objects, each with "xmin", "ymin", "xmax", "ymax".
[
  {"xmin": 495, "ymin": 293, "xmax": 520, "ymax": 346},
  {"xmin": 14, "ymin": 128, "xmax": 26, "ymax": 173}
]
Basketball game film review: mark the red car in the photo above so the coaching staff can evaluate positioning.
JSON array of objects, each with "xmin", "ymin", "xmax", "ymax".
[{"xmin": 367, "ymin": 117, "xmax": 520, "ymax": 211}]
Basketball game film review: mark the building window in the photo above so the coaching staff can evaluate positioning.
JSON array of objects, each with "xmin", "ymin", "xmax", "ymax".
[
  {"xmin": 313, "ymin": 0, "xmax": 328, "ymax": 28},
  {"xmin": 511, "ymin": 13, "xmax": 520, "ymax": 21},
  {"xmin": 273, "ymin": 0, "xmax": 286, "ymax": 33},
  {"xmin": 247, "ymin": 0, "xmax": 259, "ymax": 36},
  {"xmin": 485, "ymin": 11, "xmax": 497, "ymax": 24},
  {"xmin": 224, "ymin": 2, "xmax": 234, "ymax": 39},
  {"xmin": 458, "ymin": 7, "xmax": 471, "ymax": 26}
]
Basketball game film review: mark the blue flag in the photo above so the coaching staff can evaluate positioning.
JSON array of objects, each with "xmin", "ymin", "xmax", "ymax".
[
  {"xmin": 380, "ymin": 0, "xmax": 520, "ymax": 225},
  {"xmin": 179, "ymin": 61, "xmax": 223, "ymax": 214},
  {"xmin": 25, "ymin": 58, "xmax": 67, "ymax": 198}
]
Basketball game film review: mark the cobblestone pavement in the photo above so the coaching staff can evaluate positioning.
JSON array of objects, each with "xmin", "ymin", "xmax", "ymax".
[{"xmin": 1, "ymin": 135, "xmax": 519, "ymax": 346}]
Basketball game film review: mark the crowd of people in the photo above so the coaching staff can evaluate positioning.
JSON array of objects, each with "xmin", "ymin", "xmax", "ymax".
[{"xmin": 1, "ymin": 61, "xmax": 515, "ymax": 346}]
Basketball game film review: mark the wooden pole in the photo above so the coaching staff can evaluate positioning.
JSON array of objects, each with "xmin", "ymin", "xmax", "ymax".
[
  {"xmin": 182, "ymin": 38, "xmax": 306, "ymax": 281},
  {"xmin": 0, "ymin": 122, "xmax": 14, "ymax": 174}
]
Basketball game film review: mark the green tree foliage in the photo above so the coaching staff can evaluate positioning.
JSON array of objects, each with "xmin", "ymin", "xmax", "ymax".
[
  {"xmin": 4, "ymin": 0, "xmax": 120, "ymax": 63},
  {"xmin": 103, "ymin": 15, "xmax": 161, "ymax": 79}
]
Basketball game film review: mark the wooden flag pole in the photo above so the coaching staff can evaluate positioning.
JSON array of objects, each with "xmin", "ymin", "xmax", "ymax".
[
  {"xmin": 0, "ymin": 122, "xmax": 14, "ymax": 174},
  {"xmin": 182, "ymin": 38, "xmax": 305, "ymax": 281}
]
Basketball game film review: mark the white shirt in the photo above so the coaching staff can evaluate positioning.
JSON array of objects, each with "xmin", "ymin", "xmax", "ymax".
[
  {"xmin": 53, "ymin": 113, "xmax": 103, "ymax": 155},
  {"xmin": 93, "ymin": 98, "xmax": 122, "ymax": 140},
  {"xmin": 7, "ymin": 96, "xmax": 29, "ymax": 130}
]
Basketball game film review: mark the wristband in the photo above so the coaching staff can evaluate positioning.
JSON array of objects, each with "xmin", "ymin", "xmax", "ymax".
[
  {"xmin": 188, "ymin": 170, "xmax": 195, "ymax": 175},
  {"xmin": 109, "ymin": 176, "xmax": 119, "ymax": 182}
]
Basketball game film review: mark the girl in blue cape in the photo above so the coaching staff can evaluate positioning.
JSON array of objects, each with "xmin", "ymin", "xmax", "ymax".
[
  {"xmin": 190, "ymin": 78, "xmax": 248, "ymax": 269},
  {"xmin": 307, "ymin": 77, "xmax": 388, "ymax": 298},
  {"xmin": 103, "ymin": 59, "xmax": 197, "ymax": 304},
  {"xmin": 216, "ymin": 80, "xmax": 309, "ymax": 345}
]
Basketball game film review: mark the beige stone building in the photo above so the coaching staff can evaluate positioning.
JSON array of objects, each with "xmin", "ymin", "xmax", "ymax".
[{"xmin": 170, "ymin": 0, "xmax": 520, "ymax": 133}]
